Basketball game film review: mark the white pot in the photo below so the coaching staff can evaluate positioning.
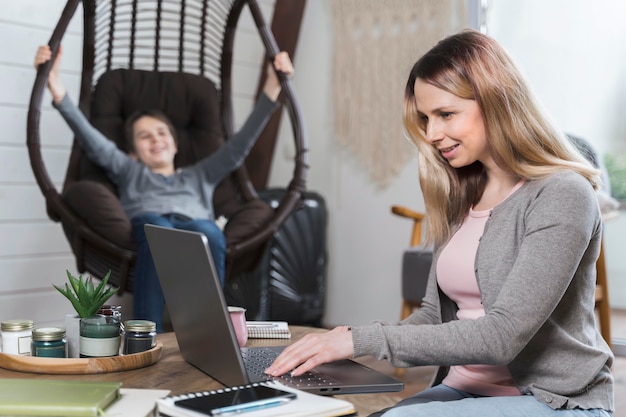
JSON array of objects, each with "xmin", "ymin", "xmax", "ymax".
[{"xmin": 64, "ymin": 314, "xmax": 81, "ymax": 358}]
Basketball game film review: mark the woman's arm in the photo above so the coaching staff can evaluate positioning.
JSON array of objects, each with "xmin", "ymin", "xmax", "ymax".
[{"xmin": 268, "ymin": 173, "xmax": 602, "ymax": 375}]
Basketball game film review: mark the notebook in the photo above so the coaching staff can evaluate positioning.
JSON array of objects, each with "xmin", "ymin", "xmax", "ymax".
[
  {"xmin": 157, "ymin": 381, "xmax": 356, "ymax": 417},
  {"xmin": 0, "ymin": 379, "xmax": 121, "ymax": 416},
  {"xmin": 247, "ymin": 321, "xmax": 291, "ymax": 339},
  {"xmin": 145, "ymin": 224, "xmax": 404, "ymax": 395}
]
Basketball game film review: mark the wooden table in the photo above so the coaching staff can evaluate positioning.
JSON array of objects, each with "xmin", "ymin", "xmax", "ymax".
[
  {"xmin": 0, "ymin": 326, "xmax": 412, "ymax": 415},
  {"xmin": 0, "ymin": 326, "xmax": 326, "ymax": 396}
]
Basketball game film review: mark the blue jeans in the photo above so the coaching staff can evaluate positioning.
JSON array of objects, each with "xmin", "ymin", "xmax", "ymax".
[
  {"xmin": 131, "ymin": 213, "xmax": 226, "ymax": 333},
  {"xmin": 376, "ymin": 385, "xmax": 612, "ymax": 417}
]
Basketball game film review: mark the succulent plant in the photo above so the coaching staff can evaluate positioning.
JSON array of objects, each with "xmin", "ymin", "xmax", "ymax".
[{"xmin": 53, "ymin": 270, "xmax": 119, "ymax": 318}]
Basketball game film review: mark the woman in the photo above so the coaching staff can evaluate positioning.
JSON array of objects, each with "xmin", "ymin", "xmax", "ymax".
[
  {"xmin": 266, "ymin": 30, "xmax": 613, "ymax": 416},
  {"xmin": 35, "ymin": 45, "xmax": 294, "ymax": 332}
]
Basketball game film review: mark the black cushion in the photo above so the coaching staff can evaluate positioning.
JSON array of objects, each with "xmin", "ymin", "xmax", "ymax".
[{"xmin": 402, "ymin": 248, "xmax": 433, "ymax": 303}]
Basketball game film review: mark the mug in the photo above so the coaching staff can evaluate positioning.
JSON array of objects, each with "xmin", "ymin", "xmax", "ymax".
[{"xmin": 227, "ymin": 306, "xmax": 248, "ymax": 347}]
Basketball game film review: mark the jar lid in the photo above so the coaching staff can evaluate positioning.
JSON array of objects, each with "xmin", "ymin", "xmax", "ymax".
[
  {"xmin": 32, "ymin": 327, "xmax": 66, "ymax": 341},
  {"xmin": 1, "ymin": 320, "xmax": 34, "ymax": 332},
  {"xmin": 124, "ymin": 320, "xmax": 156, "ymax": 332}
]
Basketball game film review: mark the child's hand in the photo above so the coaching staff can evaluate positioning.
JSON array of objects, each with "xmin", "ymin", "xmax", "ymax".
[
  {"xmin": 34, "ymin": 45, "xmax": 66, "ymax": 104},
  {"xmin": 272, "ymin": 51, "xmax": 294, "ymax": 78},
  {"xmin": 263, "ymin": 51, "xmax": 294, "ymax": 101}
]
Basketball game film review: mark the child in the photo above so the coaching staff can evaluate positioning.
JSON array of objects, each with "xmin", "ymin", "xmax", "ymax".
[{"xmin": 35, "ymin": 45, "xmax": 294, "ymax": 332}]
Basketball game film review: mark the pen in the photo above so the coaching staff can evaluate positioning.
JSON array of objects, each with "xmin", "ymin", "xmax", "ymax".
[{"xmin": 211, "ymin": 397, "xmax": 291, "ymax": 415}]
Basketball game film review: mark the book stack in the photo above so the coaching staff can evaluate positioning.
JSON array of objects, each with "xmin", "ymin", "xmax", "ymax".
[{"xmin": 246, "ymin": 321, "xmax": 291, "ymax": 339}]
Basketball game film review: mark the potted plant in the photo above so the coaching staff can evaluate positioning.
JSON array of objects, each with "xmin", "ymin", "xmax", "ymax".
[
  {"xmin": 54, "ymin": 270, "xmax": 118, "ymax": 319},
  {"xmin": 54, "ymin": 270, "xmax": 119, "ymax": 357}
]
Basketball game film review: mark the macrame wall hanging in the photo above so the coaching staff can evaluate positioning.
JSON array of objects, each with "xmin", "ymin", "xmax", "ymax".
[{"xmin": 331, "ymin": 0, "xmax": 468, "ymax": 187}]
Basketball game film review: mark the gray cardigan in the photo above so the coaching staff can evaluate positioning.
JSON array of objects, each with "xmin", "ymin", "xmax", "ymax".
[
  {"xmin": 353, "ymin": 171, "xmax": 614, "ymax": 411},
  {"xmin": 54, "ymin": 94, "xmax": 277, "ymax": 220}
]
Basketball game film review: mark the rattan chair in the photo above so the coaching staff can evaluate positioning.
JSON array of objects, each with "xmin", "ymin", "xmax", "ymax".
[{"xmin": 27, "ymin": 0, "xmax": 308, "ymax": 294}]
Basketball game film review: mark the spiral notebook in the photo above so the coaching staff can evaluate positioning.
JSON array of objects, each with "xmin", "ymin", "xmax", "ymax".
[
  {"xmin": 157, "ymin": 381, "xmax": 355, "ymax": 417},
  {"xmin": 247, "ymin": 321, "xmax": 291, "ymax": 339}
]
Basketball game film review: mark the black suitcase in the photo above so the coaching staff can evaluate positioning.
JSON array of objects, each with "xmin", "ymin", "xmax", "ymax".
[{"xmin": 224, "ymin": 188, "xmax": 327, "ymax": 326}]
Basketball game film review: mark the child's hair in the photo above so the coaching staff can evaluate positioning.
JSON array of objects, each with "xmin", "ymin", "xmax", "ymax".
[
  {"xmin": 403, "ymin": 29, "xmax": 600, "ymax": 245},
  {"xmin": 124, "ymin": 109, "xmax": 178, "ymax": 153}
]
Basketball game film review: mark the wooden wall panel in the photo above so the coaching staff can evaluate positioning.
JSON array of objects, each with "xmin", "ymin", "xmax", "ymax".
[{"xmin": 0, "ymin": 186, "xmax": 51, "ymax": 221}]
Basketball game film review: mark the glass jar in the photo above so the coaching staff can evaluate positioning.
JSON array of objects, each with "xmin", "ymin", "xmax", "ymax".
[
  {"xmin": 97, "ymin": 305, "xmax": 122, "ymax": 321},
  {"xmin": 79, "ymin": 315, "xmax": 121, "ymax": 358},
  {"xmin": 31, "ymin": 327, "xmax": 67, "ymax": 358},
  {"xmin": 1, "ymin": 319, "xmax": 34, "ymax": 355},
  {"xmin": 121, "ymin": 320, "xmax": 156, "ymax": 355}
]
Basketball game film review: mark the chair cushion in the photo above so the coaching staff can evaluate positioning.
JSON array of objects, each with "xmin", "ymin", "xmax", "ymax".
[
  {"xmin": 402, "ymin": 248, "xmax": 433, "ymax": 303},
  {"xmin": 87, "ymin": 68, "xmax": 242, "ymax": 218},
  {"xmin": 63, "ymin": 69, "xmax": 273, "ymax": 276},
  {"xmin": 62, "ymin": 181, "xmax": 135, "ymax": 250}
]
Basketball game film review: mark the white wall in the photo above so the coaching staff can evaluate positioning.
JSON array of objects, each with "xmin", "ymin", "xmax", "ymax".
[
  {"xmin": 482, "ymin": 0, "xmax": 626, "ymax": 310},
  {"xmin": 1, "ymin": 0, "xmax": 625, "ymax": 331},
  {"xmin": 0, "ymin": 0, "xmax": 100, "ymax": 326},
  {"xmin": 270, "ymin": 0, "xmax": 626, "ymax": 326}
]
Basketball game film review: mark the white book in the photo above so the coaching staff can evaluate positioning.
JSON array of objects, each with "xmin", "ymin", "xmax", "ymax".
[
  {"xmin": 156, "ymin": 381, "xmax": 355, "ymax": 417},
  {"xmin": 246, "ymin": 321, "xmax": 291, "ymax": 339},
  {"xmin": 105, "ymin": 388, "xmax": 171, "ymax": 417}
]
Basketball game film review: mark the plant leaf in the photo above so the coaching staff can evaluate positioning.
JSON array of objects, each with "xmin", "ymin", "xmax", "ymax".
[
  {"xmin": 54, "ymin": 269, "xmax": 119, "ymax": 318},
  {"xmin": 54, "ymin": 283, "xmax": 88, "ymax": 318}
]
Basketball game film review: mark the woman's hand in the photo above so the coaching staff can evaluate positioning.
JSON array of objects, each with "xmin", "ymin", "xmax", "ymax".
[
  {"xmin": 263, "ymin": 51, "xmax": 294, "ymax": 102},
  {"xmin": 265, "ymin": 326, "xmax": 354, "ymax": 377},
  {"xmin": 34, "ymin": 45, "xmax": 66, "ymax": 104}
]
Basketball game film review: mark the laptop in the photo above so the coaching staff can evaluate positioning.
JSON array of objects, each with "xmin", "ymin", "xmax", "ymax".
[{"xmin": 145, "ymin": 224, "xmax": 404, "ymax": 395}]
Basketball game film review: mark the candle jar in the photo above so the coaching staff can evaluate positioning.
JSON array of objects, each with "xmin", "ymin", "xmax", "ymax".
[
  {"xmin": 121, "ymin": 320, "xmax": 156, "ymax": 355},
  {"xmin": 97, "ymin": 305, "xmax": 122, "ymax": 321},
  {"xmin": 31, "ymin": 327, "xmax": 67, "ymax": 358},
  {"xmin": 79, "ymin": 315, "xmax": 120, "ymax": 358},
  {"xmin": 1, "ymin": 319, "xmax": 34, "ymax": 355}
]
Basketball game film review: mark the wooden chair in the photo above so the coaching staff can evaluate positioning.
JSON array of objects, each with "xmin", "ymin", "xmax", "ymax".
[
  {"xmin": 595, "ymin": 237, "xmax": 612, "ymax": 349},
  {"xmin": 391, "ymin": 205, "xmax": 430, "ymax": 320},
  {"xmin": 27, "ymin": 0, "xmax": 308, "ymax": 294},
  {"xmin": 392, "ymin": 205, "xmax": 613, "ymax": 349}
]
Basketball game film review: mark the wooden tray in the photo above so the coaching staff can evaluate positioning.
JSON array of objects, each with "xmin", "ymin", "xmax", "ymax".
[{"xmin": 0, "ymin": 342, "xmax": 162, "ymax": 374}]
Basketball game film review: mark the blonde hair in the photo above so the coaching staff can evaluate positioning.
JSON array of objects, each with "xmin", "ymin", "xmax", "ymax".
[{"xmin": 403, "ymin": 30, "xmax": 600, "ymax": 246}]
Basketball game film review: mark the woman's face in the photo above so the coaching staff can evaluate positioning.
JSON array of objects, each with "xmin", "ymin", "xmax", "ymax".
[
  {"xmin": 131, "ymin": 115, "xmax": 178, "ymax": 174},
  {"xmin": 413, "ymin": 78, "xmax": 490, "ymax": 169}
]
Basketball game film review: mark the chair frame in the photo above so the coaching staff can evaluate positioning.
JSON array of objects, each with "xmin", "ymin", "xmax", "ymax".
[
  {"xmin": 27, "ymin": 0, "xmax": 308, "ymax": 293},
  {"xmin": 391, "ymin": 205, "xmax": 426, "ymax": 320}
]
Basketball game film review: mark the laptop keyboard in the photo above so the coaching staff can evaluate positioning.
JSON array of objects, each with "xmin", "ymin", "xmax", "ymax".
[{"xmin": 241, "ymin": 347, "xmax": 341, "ymax": 388}]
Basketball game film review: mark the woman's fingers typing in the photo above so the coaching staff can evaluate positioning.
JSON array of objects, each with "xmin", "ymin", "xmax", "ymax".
[{"xmin": 265, "ymin": 326, "xmax": 353, "ymax": 377}]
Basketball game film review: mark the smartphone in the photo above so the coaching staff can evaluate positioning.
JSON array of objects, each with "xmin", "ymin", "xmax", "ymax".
[{"xmin": 175, "ymin": 384, "xmax": 297, "ymax": 416}]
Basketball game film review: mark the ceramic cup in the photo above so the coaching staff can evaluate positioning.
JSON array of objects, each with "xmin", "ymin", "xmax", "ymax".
[{"xmin": 227, "ymin": 306, "xmax": 248, "ymax": 347}]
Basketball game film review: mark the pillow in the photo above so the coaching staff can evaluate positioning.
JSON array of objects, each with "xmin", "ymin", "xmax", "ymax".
[{"xmin": 62, "ymin": 181, "xmax": 135, "ymax": 250}]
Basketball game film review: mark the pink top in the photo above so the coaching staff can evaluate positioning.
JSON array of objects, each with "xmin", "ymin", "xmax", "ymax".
[{"xmin": 437, "ymin": 185, "xmax": 525, "ymax": 396}]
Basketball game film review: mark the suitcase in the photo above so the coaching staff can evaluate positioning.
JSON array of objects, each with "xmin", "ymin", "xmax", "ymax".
[{"xmin": 224, "ymin": 188, "xmax": 327, "ymax": 326}]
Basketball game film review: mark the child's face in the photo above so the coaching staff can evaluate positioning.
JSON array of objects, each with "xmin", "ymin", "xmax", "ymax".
[{"xmin": 131, "ymin": 115, "xmax": 178, "ymax": 174}]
